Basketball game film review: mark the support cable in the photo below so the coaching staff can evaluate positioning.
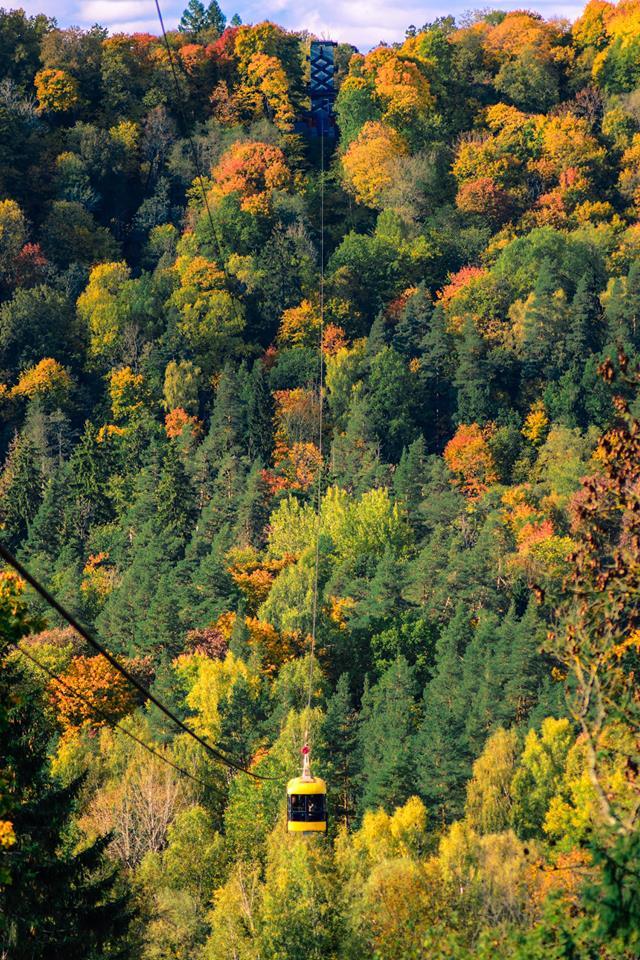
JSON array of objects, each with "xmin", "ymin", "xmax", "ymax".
[
  {"xmin": 0, "ymin": 543, "xmax": 281, "ymax": 782},
  {"xmin": 304, "ymin": 117, "xmax": 327, "ymax": 747},
  {"xmin": 16, "ymin": 641, "xmax": 218, "ymax": 793}
]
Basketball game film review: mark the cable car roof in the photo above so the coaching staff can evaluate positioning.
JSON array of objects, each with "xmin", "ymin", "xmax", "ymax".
[{"xmin": 287, "ymin": 776, "xmax": 327, "ymax": 795}]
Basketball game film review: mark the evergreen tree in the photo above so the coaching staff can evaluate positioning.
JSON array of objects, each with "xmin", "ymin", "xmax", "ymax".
[
  {"xmin": 366, "ymin": 345, "xmax": 418, "ymax": 461},
  {"xmin": 245, "ymin": 359, "xmax": 274, "ymax": 464},
  {"xmin": 521, "ymin": 259, "xmax": 570, "ymax": 379},
  {"xmin": 417, "ymin": 304, "xmax": 456, "ymax": 449},
  {"xmin": 358, "ymin": 657, "xmax": 418, "ymax": 815},
  {"xmin": 179, "ymin": 0, "xmax": 226, "ymax": 36},
  {"xmin": 319, "ymin": 674, "xmax": 359, "ymax": 828},
  {"xmin": 23, "ymin": 465, "xmax": 71, "ymax": 565},
  {"xmin": 234, "ymin": 460, "xmax": 269, "ymax": 548},
  {"xmin": 0, "ymin": 658, "xmax": 134, "ymax": 958},
  {"xmin": 0, "ymin": 431, "xmax": 45, "ymax": 549},
  {"xmin": 394, "ymin": 285, "xmax": 432, "ymax": 359},
  {"xmin": 155, "ymin": 444, "xmax": 197, "ymax": 546},
  {"xmin": 394, "ymin": 436, "xmax": 427, "ymax": 520},
  {"xmin": 415, "ymin": 605, "xmax": 474, "ymax": 823},
  {"xmin": 454, "ymin": 318, "xmax": 492, "ymax": 424},
  {"xmin": 193, "ymin": 364, "xmax": 246, "ymax": 500},
  {"xmin": 501, "ymin": 600, "xmax": 548, "ymax": 726},
  {"xmin": 331, "ymin": 385, "xmax": 390, "ymax": 494},
  {"xmin": 218, "ymin": 668, "xmax": 267, "ymax": 766},
  {"xmin": 63, "ymin": 423, "xmax": 114, "ymax": 541},
  {"xmin": 460, "ymin": 610, "xmax": 498, "ymax": 759},
  {"xmin": 604, "ymin": 262, "xmax": 640, "ymax": 350},
  {"xmin": 568, "ymin": 269, "xmax": 603, "ymax": 358}
]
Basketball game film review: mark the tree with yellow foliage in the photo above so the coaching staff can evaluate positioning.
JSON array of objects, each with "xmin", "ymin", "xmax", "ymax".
[
  {"xmin": 0, "ymin": 199, "xmax": 27, "ymax": 288},
  {"xmin": 76, "ymin": 261, "xmax": 132, "ymax": 362},
  {"xmin": 34, "ymin": 67, "xmax": 80, "ymax": 113},
  {"xmin": 170, "ymin": 254, "xmax": 245, "ymax": 362},
  {"xmin": 341, "ymin": 121, "xmax": 408, "ymax": 209},
  {"xmin": 10, "ymin": 358, "xmax": 72, "ymax": 406}
]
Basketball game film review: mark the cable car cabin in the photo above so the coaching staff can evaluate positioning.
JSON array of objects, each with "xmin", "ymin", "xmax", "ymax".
[{"xmin": 287, "ymin": 776, "xmax": 327, "ymax": 833}]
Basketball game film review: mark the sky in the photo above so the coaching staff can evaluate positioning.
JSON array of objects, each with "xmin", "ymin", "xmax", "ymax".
[{"xmin": 13, "ymin": 0, "xmax": 586, "ymax": 49}]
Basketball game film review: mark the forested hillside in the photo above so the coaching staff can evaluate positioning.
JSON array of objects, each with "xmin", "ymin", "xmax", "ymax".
[{"xmin": 2, "ymin": 1, "xmax": 640, "ymax": 956}]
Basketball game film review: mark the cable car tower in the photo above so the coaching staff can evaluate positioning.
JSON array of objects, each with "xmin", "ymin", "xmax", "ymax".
[{"xmin": 298, "ymin": 40, "xmax": 338, "ymax": 140}]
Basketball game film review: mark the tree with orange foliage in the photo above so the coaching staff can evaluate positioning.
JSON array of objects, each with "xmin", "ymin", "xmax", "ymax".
[
  {"xmin": 245, "ymin": 616, "xmax": 304, "ymax": 673},
  {"xmin": 322, "ymin": 324, "xmax": 348, "ymax": 356},
  {"xmin": 264, "ymin": 441, "xmax": 323, "ymax": 494},
  {"xmin": 226, "ymin": 548, "xmax": 294, "ymax": 613},
  {"xmin": 444, "ymin": 423, "xmax": 498, "ymax": 497},
  {"xmin": 165, "ymin": 407, "xmax": 203, "ymax": 441},
  {"xmin": 456, "ymin": 177, "xmax": 513, "ymax": 226},
  {"xmin": 211, "ymin": 140, "xmax": 291, "ymax": 213},
  {"xmin": 177, "ymin": 42, "xmax": 209, "ymax": 74},
  {"xmin": 49, "ymin": 655, "xmax": 138, "ymax": 732}
]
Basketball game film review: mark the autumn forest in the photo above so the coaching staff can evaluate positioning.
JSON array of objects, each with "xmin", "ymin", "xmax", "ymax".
[{"xmin": 1, "ymin": 0, "xmax": 640, "ymax": 956}]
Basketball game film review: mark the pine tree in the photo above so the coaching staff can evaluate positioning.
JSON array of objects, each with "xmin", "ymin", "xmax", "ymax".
[
  {"xmin": 502, "ymin": 600, "xmax": 548, "ymax": 726},
  {"xmin": 417, "ymin": 304, "xmax": 455, "ymax": 449},
  {"xmin": 394, "ymin": 285, "xmax": 432, "ymax": 359},
  {"xmin": 0, "ymin": 432, "xmax": 45, "ymax": 549},
  {"xmin": 394, "ymin": 436, "xmax": 427, "ymax": 519},
  {"xmin": 330, "ymin": 385, "xmax": 389, "ymax": 494},
  {"xmin": 179, "ymin": 0, "xmax": 226, "ymax": 36},
  {"xmin": 414, "ymin": 604, "xmax": 474, "ymax": 823},
  {"xmin": 366, "ymin": 311, "xmax": 389, "ymax": 356},
  {"xmin": 245, "ymin": 360, "xmax": 274, "ymax": 464},
  {"xmin": 319, "ymin": 674, "xmax": 359, "ymax": 827},
  {"xmin": 63, "ymin": 422, "xmax": 114, "ymax": 541},
  {"xmin": 568, "ymin": 269, "xmax": 603, "ymax": 358},
  {"xmin": 604, "ymin": 262, "xmax": 640, "ymax": 350},
  {"xmin": 188, "ymin": 526, "xmax": 237, "ymax": 624},
  {"xmin": 454, "ymin": 318, "xmax": 492, "ymax": 424},
  {"xmin": 155, "ymin": 444, "xmax": 197, "ymax": 546},
  {"xmin": 521, "ymin": 259, "xmax": 570, "ymax": 379},
  {"xmin": 234, "ymin": 460, "xmax": 269, "ymax": 548},
  {"xmin": 366, "ymin": 346, "xmax": 417, "ymax": 461},
  {"xmin": 358, "ymin": 657, "xmax": 418, "ymax": 815},
  {"xmin": 0, "ymin": 657, "xmax": 134, "ymax": 958},
  {"xmin": 460, "ymin": 611, "xmax": 498, "ymax": 760},
  {"xmin": 218, "ymin": 667, "xmax": 266, "ymax": 766}
]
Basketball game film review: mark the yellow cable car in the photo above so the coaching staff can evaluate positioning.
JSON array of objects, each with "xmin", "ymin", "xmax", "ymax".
[{"xmin": 287, "ymin": 745, "xmax": 327, "ymax": 833}]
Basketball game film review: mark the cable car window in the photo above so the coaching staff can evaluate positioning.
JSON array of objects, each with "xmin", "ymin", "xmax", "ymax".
[
  {"xmin": 289, "ymin": 794, "xmax": 306, "ymax": 821},
  {"xmin": 306, "ymin": 795, "xmax": 326, "ymax": 820}
]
